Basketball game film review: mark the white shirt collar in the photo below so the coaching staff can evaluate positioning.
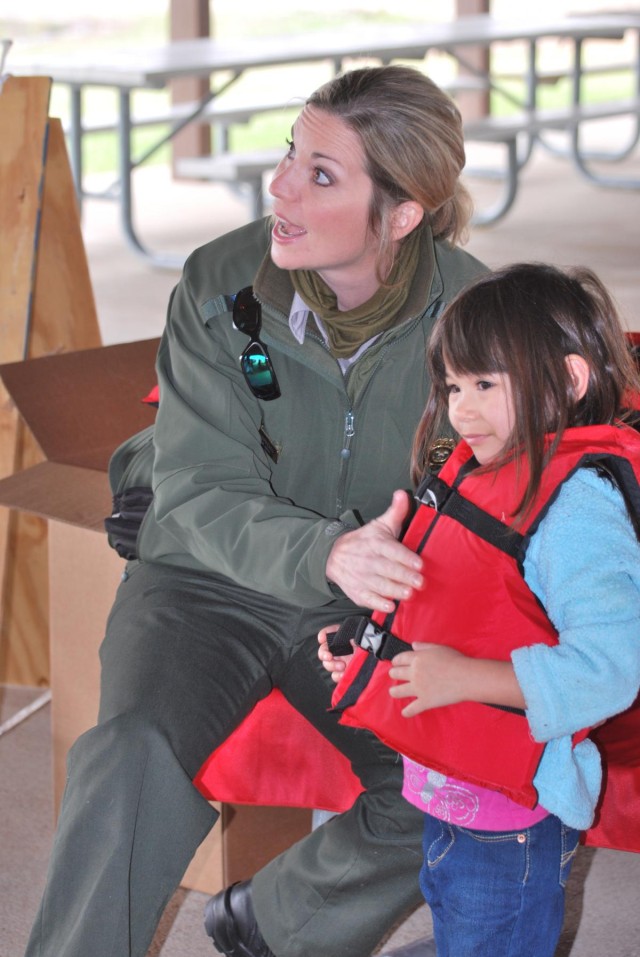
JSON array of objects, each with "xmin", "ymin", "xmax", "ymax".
[{"xmin": 288, "ymin": 291, "xmax": 380, "ymax": 372}]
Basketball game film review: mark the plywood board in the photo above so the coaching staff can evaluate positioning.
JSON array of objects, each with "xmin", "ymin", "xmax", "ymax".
[
  {"xmin": 0, "ymin": 76, "xmax": 51, "ymax": 684},
  {"xmin": 30, "ymin": 117, "xmax": 100, "ymax": 356},
  {"xmin": 0, "ymin": 78, "xmax": 102, "ymax": 684},
  {"xmin": 0, "ymin": 76, "xmax": 51, "ymax": 367}
]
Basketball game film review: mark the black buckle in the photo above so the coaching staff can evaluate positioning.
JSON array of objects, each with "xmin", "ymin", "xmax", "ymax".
[
  {"xmin": 328, "ymin": 615, "xmax": 393, "ymax": 660},
  {"xmin": 415, "ymin": 472, "xmax": 453, "ymax": 512},
  {"xmin": 357, "ymin": 619, "xmax": 392, "ymax": 659}
]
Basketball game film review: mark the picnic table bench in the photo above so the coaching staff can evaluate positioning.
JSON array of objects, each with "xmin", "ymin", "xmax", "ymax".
[{"xmin": 173, "ymin": 93, "xmax": 640, "ymax": 227}]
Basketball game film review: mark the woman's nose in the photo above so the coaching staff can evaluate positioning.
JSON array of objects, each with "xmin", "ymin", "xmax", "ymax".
[{"xmin": 269, "ymin": 157, "xmax": 295, "ymax": 200}]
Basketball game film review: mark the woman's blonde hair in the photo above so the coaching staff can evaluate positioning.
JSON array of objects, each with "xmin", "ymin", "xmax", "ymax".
[{"xmin": 307, "ymin": 65, "xmax": 473, "ymax": 263}]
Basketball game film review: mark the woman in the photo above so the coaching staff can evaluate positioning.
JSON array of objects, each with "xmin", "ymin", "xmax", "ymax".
[{"xmin": 24, "ymin": 65, "xmax": 486, "ymax": 957}]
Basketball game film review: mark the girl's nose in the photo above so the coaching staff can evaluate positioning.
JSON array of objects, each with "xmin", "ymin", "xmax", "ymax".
[{"xmin": 453, "ymin": 392, "xmax": 476, "ymax": 419}]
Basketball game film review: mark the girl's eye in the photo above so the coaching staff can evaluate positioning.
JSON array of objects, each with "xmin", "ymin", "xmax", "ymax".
[
  {"xmin": 285, "ymin": 138, "xmax": 295, "ymax": 158},
  {"xmin": 312, "ymin": 167, "xmax": 332, "ymax": 187},
  {"xmin": 477, "ymin": 379, "xmax": 495, "ymax": 391},
  {"xmin": 445, "ymin": 383, "xmax": 460, "ymax": 395}
]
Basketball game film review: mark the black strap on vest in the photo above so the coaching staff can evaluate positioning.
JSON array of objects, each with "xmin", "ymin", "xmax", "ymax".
[
  {"xmin": 328, "ymin": 466, "xmax": 530, "ymax": 718},
  {"xmin": 328, "ymin": 615, "xmax": 410, "ymax": 660},
  {"xmin": 328, "ymin": 613, "xmax": 525, "ymax": 716},
  {"xmin": 415, "ymin": 471, "xmax": 525, "ymax": 561},
  {"xmin": 327, "ymin": 615, "xmax": 411, "ymax": 714},
  {"xmin": 332, "ymin": 448, "xmax": 640, "ymax": 722}
]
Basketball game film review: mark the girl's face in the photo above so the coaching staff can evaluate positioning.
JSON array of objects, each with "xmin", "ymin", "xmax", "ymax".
[
  {"xmin": 268, "ymin": 105, "xmax": 380, "ymax": 310},
  {"xmin": 445, "ymin": 365, "xmax": 515, "ymax": 465}
]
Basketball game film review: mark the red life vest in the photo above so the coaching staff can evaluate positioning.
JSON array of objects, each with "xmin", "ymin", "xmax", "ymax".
[{"xmin": 331, "ymin": 424, "xmax": 640, "ymax": 811}]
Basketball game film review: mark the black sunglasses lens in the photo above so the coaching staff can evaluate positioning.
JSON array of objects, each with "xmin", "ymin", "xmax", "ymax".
[
  {"xmin": 233, "ymin": 287, "xmax": 261, "ymax": 336},
  {"xmin": 240, "ymin": 343, "xmax": 281, "ymax": 400}
]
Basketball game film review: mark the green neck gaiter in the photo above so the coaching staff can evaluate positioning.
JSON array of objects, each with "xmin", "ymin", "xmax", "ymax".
[{"xmin": 290, "ymin": 225, "xmax": 422, "ymax": 359}]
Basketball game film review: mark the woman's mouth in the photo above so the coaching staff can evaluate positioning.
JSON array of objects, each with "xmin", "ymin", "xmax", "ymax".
[{"xmin": 272, "ymin": 216, "xmax": 307, "ymax": 242}]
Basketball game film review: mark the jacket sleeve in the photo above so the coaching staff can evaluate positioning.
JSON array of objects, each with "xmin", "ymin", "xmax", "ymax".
[
  {"xmin": 139, "ymin": 267, "xmax": 350, "ymax": 607},
  {"xmin": 513, "ymin": 468, "xmax": 640, "ymax": 741}
]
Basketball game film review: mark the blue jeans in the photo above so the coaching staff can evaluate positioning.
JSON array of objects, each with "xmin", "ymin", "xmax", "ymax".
[{"xmin": 420, "ymin": 813, "xmax": 580, "ymax": 957}]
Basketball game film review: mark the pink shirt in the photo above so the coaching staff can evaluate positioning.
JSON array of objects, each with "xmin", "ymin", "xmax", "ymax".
[{"xmin": 402, "ymin": 756, "xmax": 549, "ymax": 830}]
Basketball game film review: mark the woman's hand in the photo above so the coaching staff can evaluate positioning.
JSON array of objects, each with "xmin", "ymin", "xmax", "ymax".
[
  {"xmin": 325, "ymin": 490, "xmax": 423, "ymax": 613},
  {"xmin": 318, "ymin": 625, "xmax": 353, "ymax": 683}
]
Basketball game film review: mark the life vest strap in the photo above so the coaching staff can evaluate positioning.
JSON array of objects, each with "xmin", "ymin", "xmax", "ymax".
[
  {"xmin": 416, "ymin": 472, "xmax": 525, "ymax": 560},
  {"xmin": 330, "ymin": 614, "xmax": 527, "ymax": 717},
  {"xmin": 328, "ymin": 615, "xmax": 409, "ymax": 660}
]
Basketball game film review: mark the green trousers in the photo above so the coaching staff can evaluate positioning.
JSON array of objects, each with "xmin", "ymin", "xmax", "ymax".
[{"xmin": 25, "ymin": 561, "xmax": 423, "ymax": 957}]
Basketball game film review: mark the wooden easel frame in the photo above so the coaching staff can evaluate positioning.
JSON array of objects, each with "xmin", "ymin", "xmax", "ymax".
[{"xmin": 0, "ymin": 75, "xmax": 101, "ymax": 686}]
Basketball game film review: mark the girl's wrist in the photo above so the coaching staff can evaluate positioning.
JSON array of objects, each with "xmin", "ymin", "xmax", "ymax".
[{"xmin": 463, "ymin": 657, "xmax": 525, "ymax": 710}]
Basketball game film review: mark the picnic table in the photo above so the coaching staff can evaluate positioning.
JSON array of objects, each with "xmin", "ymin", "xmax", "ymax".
[{"xmin": 8, "ymin": 13, "xmax": 640, "ymax": 265}]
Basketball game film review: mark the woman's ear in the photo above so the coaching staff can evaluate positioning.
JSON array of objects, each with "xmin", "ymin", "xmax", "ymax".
[
  {"xmin": 390, "ymin": 201, "xmax": 424, "ymax": 241},
  {"xmin": 565, "ymin": 353, "xmax": 590, "ymax": 400}
]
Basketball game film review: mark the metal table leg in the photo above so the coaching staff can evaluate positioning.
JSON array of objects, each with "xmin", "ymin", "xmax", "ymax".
[{"xmin": 568, "ymin": 36, "xmax": 640, "ymax": 189}]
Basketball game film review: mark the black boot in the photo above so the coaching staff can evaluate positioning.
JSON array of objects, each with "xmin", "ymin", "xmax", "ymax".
[{"xmin": 204, "ymin": 880, "xmax": 277, "ymax": 957}]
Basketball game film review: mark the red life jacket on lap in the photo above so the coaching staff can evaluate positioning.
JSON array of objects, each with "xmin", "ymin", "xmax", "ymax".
[{"xmin": 330, "ymin": 424, "xmax": 640, "ymax": 811}]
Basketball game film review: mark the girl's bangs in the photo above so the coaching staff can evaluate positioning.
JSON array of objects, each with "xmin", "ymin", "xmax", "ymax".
[{"xmin": 439, "ymin": 306, "xmax": 508, "ymax": 377}]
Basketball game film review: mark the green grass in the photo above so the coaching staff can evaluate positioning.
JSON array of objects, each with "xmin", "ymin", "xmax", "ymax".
[
  {"xmin": 76, "ymin": 69, "xmax": 635, "ymax": 178},
  {"xmin": 490, "ymin": 70, "xmax": 635, "ymax": 115},
  {"xmin": 77, "ymin": 109, "xmax": 301, "ymax": 176}
]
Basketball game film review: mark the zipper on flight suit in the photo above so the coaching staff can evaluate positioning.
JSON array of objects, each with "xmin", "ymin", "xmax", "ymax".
[
  {"xmin": 332, "ymin": 308, "xmax": 437, "ymax": 515},
  {"xmin": 335, "ymin": 410, "xmax": 355, "ymax": 513}
]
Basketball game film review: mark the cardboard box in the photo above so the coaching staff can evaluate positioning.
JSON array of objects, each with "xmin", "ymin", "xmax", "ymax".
[{"xmin": 0, "ymin": 339, "xmax": 311, "ymax": 895}]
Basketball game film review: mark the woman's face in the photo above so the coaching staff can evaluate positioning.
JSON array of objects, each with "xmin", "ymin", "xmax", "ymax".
[{"xmin": 268, "ymin": 105, "xmax": 380, "ymax": 309}]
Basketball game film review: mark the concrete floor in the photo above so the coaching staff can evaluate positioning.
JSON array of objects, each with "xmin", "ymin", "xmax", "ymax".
[{"xmin": 2, "ymin": 683, "xmax": 640, "ymax": 957}]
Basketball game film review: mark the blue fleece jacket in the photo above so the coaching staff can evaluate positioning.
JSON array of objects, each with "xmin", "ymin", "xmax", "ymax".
[{"xmin": 514, "ymin": 466, "xmax": 640, "ymax": 829}]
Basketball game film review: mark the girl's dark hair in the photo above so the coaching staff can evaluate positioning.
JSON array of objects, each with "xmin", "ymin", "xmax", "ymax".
[{"xmin": 412, "ymin": 262, "xmax": 640, "ymax": 521}]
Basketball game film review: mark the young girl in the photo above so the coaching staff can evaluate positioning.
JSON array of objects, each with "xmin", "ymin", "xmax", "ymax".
[{"xmin": 319, "ymin": 262, "xmax": 640, "ymax": 957}]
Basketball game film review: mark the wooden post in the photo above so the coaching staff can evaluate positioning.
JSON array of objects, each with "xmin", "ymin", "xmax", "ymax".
[
  {"xmin": 169, "ymin": 0, "xmax": 211, "ymax": 175},
  {"xmin": 455, "ymin": 0, "xmax": 491, "ymax": 121},
  {"xmin": 0, "ymin": 77, "xmax": 51, "ymax": 686},
  {"xmin": 0, "ymin": 78, "xmax": 101, "ymax": 685}
]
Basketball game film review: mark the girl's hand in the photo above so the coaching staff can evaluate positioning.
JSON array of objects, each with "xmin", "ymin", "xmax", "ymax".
[
  {"xmin": 388, "ymin": 643, "xmax": 469, "ymax": 717},
  {"xmin": 388, "ymin": 643, "xmax": 525, "ymax": 717},
  {"xmin": 318, "ymin": 625, "xmax": 354, "ymax": 683}
]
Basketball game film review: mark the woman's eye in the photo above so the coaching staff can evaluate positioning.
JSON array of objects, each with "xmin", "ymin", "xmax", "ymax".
[
  {"xmin": 477, "ymin": 379, "xmax": 494, "ymax": 391},
  {"xmin": 445, "ymin": 383, "xmax": 459, "ymax": 395},
  {"xmin": 313, "ymin": 167, "xmax": 332, "ymax": 186},
  {"xmin": 285, "ymin": 138, "xmax": 295, "ymax": 158}
]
